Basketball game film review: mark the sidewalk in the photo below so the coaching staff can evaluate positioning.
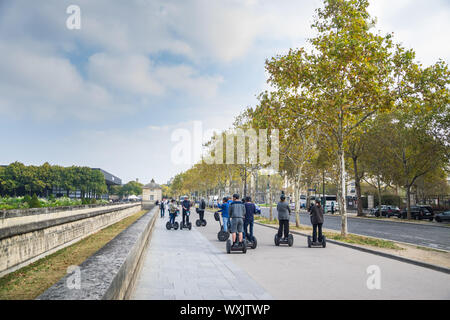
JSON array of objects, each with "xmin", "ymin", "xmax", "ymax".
[{"xmin": 132, "ymin": 216, "xmax": 272, "ymax": 300}]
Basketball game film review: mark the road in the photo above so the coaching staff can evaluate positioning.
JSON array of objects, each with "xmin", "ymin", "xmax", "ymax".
[
  {"xmin": 260, "ymin": 207, "xmax": 450, "ymax": 251},
  {"xmin": 132, "ymin": 211, "xmax": 450, "ymax": 300}
]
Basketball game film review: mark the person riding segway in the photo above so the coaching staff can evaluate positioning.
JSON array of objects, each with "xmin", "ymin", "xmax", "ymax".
[
  {"xmin": 180, "ymin": 196, "xmax": 192, "ymax": 230},
  {"xmin": 226, "ymin": 194, "xmax": 246, "ymax": 254},
  {"xmin": 166, "ymin": 199, "xmax": 179, "ymax": 230},
  {"xmin": 243, "ymin": 196, "xmax": 257, "ymax": 249},
  {"xmin": 195, "ymin": 198, "xmax": 207, "ymax": 227},
  {"xmin": 216, "ymin": 197, "xmax": 231, "ymax": 241},
  {"xmin": 307, "ymin": 200, "xmax": 326, "ymax": 248},
  {"xmin": 274, "ymin": 194, "xmax": 294, "ymax": 246}
]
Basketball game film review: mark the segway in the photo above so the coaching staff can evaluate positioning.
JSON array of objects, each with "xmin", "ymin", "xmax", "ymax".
[
  {"xmin": 214, "ymin": 211, "xmax": 230, "ymax": 241},
  {"xmin": 307, "ymin": 235, "xmax": 326, "ymax": 248},
  {"xmin": 180, "ymin": 210, "xmax": 192, "ymax": 230},
  {"xmin": 195, "ymin": 208, "xmax": 207, "ymax": 227},
  {"xmin": 226, "ymin": 239, "xmax": 247, "ymax": 254},
  {"xmin": 166, "ymin": 210, "xmax": 179, "ymax": 230},
  {"xmin": 244, "ymin": 235, "xmax": 258, "ymax": 249},
  {"xmin": 274, "ymin": 233, "xmax": 294, "ymax": 246}
]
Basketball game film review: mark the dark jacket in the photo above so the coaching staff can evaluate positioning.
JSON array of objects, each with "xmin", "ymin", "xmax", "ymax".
[
  {"xmin": 244, "ymin": 202, "xmax": 256, "ymax": 222},
  {"xmin": 198, "ymin": 199, "xmax": 206, "ymax": 212},
  {"xmin": 310, "ymin": 204, "xmax": 324, "ymax": 225},
  {"xmin": 277, "ymin": 201, "xmax": 291, "ymax": 220},
  {"xmin": 229, "ymin": 200, "xmax": 245, "ymax": 219},
  {"xmin": 182, "ymin": 199, "xmax": 191, "ymax": 212}
]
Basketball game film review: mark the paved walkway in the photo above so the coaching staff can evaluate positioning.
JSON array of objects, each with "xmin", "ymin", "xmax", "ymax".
[
  {"xmin": 132, "ymin": 215, "xmax": 272, "ymax": 300},
  {"xmin": 133, "ymin": 211, "xmax": 450, "ymax": 300}
]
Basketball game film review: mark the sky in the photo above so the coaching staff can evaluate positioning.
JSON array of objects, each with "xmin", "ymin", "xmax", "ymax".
[{"xmin": 0, "ymin": 0, "xmax": 449, "ymax": 185}]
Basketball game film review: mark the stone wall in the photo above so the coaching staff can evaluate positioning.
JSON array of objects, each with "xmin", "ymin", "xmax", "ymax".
[
  {"xmin": 0, "ymin": 203, "xmax": 141, "ymax": 277},
  {"xmin": 38, "ymin": 206, "xmax": 157, "ymax": 300}
]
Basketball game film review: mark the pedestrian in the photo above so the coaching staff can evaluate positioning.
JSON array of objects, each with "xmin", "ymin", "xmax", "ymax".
[
  {"xmin": 160, "ymin": 199, "xmax": 165, "ymax": 218},
  {"xmin": 310, "ymin": 200, "xmax": 324, "ymax": 242},
  {"xmin": 276, "ymin": 194, "xmax": 291, "ymax": 241},
  {"xmin": 217, "ymin": 197, "xmax": 230, "ymax": 232},
  {"xmin": 198, "ymin": 198, "xmax": 206, "ymax": 223},
  {"xmin": 331, "ymin": 201, "xmax": 335, "ymax": 215},
  {"xmin": 229, "ymin": 194, "xmax": 245, "ymax": 248},
  {"xmin": 181, "ymin": 196, "xmax": 191, "ymax": 227},
  {"xmin": 244, "ymin": 196, "xmax": 256, "ymax": 242}
]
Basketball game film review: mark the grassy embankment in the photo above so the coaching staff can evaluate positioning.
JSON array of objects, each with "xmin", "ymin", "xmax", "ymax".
[{"xmin": 0, "ymin": 210, "xmax": 148, "ymax": 300}]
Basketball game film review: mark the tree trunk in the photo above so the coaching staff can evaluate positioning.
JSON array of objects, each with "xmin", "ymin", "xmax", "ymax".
[
  {"xmin": 295, "ymin": 179, "xmax": 300, "ymax": 227},
  {"xmin": 406, "ymin": 185, "xmax": 412, "ymax": 220},
  {"xmin": 352, "ymin": 156, "xmax": 364, "ymax": 216},
  {"xmin": 338, "ymin": 144, "xmax": 348, "ymax": 236},
  {"xmin": 377, "ymin": 175, "xmax": 382, "ymax": 217}
]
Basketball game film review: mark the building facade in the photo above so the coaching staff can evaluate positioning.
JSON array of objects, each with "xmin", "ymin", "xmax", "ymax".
[{"xmin": 142, "ymin": 179, "xmax": 162, "ymax": 202}]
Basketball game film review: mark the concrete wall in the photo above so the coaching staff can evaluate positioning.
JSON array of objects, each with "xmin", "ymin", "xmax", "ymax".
[
  {"xmin": 0, "ymin": 203, "xmax": 141, "ymax": 277},
  {"xmin": 38, "ymin": 206, "xmax": 157, "ymax": 300}
]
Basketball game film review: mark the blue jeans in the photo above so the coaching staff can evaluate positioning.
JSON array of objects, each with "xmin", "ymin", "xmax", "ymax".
[
  {"xmin": 160, "ymin": 208, "xmax": 165, "ymax": 217},
  {"xmin": 169, "ymin": 213, "xmax": 175, "ymax": 224},
  {"xmin": 244, "ymin": 220, "xmax": 254, "ymax": 241},
  {"xmin": 222, "ymin": 216, "xmax": 229, "ymax": 232}
]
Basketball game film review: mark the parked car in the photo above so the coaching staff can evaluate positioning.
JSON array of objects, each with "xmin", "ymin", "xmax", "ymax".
[
  {"xmin": 434, "ymin": 211, "xmax": 450, "ymax": 223},
  {"xmin": 370, "ymin": 205, "xmax": 400, "ymax": 218},
  {"xmin": 400, "ymin": 206, "xmax": 433, "ymax": 221},
  {"xmin": 418, "ymin": 205, "xmax": 434, "ymax": 215}
]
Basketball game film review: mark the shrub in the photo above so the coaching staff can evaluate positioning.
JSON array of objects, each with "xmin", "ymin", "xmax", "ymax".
[
  {"xmin": 24, "ymin": 195, "xmax": 31, "ymax": 205},
  {"xmin": 29, "ymin": 194, "xmax": 41, "ymax": 208}
]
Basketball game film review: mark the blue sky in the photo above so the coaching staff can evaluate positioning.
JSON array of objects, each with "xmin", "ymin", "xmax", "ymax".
[{"xmin": 0, "ymin": 0, "xmax": 449, "ymax": 185}]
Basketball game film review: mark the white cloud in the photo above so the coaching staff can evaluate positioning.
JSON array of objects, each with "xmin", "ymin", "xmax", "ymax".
[
  {"xmin": 0, "ymin": 42, "xmax": 116, "ymax": 120},
  {"xmin": 368, "ymin": 0, "xmax": 450, "ymax": 66},
  {"xmin": 88, "ymin": 53, "xmax": 164, "ymax": 96}
]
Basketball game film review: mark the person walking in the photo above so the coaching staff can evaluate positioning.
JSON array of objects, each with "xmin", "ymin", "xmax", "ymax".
[
  {"xmin": 160, "ymin": 200, "xmax": 165, "ymax": 218},
  {"xmin": 276, "ymin": 194, "xmax": 291, "ymax": 240},
  {"xmin": 243, "ymin": 196, "xmax": 256, "ymax": 242},
  {"xmin": 331, "ymin": 201, "xmax": 335, "ymax": 215},
  {"xmin": 229, "ymin": 194, "xmax": 245, "ymax": 247},
  {"xmin": 181, "ymin": 196, "xmax": 191, "ymax": 227},
  {"xmin": 310, "ymin": 200, "xmax": 324, "ymax": 242}
]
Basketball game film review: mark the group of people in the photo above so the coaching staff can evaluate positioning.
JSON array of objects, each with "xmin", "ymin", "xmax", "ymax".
[
  {"xmin": 276, "ymin": 195, "xmax": 324, "ymax": 243},
  {"xmin": 217, "ymin": 194, "xmax": 257, "ymax": 248},
  {"xmin": 160, "ymin": 192, "xmax": 325, "ymax": 246},
  {"xmin": 160, "ymin": 196, "xmax": 207, "ymax": 228}
]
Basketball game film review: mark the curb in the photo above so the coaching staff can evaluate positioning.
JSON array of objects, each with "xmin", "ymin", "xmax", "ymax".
[
  {"xmin": 260, "ymin": 207, "xmax": 450, "ymax": 228},
  {"xmin": 254, "ymin": 222, "xmax": 450, "ymax": 275}
]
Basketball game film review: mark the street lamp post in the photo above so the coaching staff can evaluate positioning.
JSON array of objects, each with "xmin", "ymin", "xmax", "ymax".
[
  {"xmin": 322, "ymin": 169, "xmax": 326, "ymax": 208},
  {"xmin": 268, "ymin": 174, "xmax": 273, "ymax": 221}
]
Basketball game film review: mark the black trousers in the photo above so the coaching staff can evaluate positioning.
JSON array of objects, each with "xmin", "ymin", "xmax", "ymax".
[
  {"xmin": 198, "ymin": 210, "xmax": 204, "ymax": 221},
  {"xmin": 182, "ymin": 211, "xmax": 190, "ymax": 225},
  {"xmin": 277, "ymin": 219, "xmax": 289, "ymax": 238},
  {"xmin": 313, "ymin": 223, "xmax": 323, "ymax": 242}
]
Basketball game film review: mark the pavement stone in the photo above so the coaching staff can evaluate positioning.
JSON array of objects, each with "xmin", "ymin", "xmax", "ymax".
[{"xmin": 132, "ymin": 216, "xmax": 272, "ymax": 300}]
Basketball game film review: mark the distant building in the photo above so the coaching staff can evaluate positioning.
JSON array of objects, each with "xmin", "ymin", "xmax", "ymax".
[
  {"xmin": 53, "ymin": 168, "xmax": 122, "ymax": 199},
  {"xmin": 142, "ymin": 179, "xmax": 162, "ymax": 202}
]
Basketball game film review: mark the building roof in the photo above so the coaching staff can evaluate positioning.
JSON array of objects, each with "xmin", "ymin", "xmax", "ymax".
[
  {"xmin": 143, "ymin": 178, "xmax": 161, "ymax": 189},
  {"xmin": 91, "ymin": 168, "xmax": 122, "ymax": 186}
]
